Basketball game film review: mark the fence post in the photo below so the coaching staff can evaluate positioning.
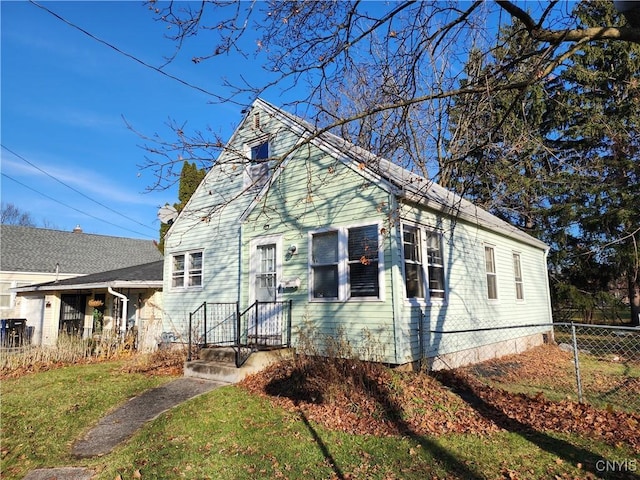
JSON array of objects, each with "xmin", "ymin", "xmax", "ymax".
[
  {"xmin": 235, "ymin": 302, "xmax": 241, "ymax": 347},
  {"xmin": 418, "ymin": 307, "xmax": 424, "ymax": 370},
  {"xmin": 188, "ymin": 312, "xmax": 192, "ymax": 362},
  {"xmin": 287, "ymin": 300, "xmax": 293, "ymax": 346},
  {"xmin": 570, "ymin": 323, "xmax": 583, "ymax": 403},
  {"xmin": 254, "ymin": 301, "xmax": 259, "ymax": 347}
]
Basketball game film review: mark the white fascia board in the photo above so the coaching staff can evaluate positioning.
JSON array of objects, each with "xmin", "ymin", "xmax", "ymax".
[{"xmin": 13, "ymin": 281, "xmax": 163, "ymax": 293}]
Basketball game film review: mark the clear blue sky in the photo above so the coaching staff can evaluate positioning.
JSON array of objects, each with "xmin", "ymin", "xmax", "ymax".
[{"xmin": 1, "ymin": 1, "xmax": 275, "ymax": 240}]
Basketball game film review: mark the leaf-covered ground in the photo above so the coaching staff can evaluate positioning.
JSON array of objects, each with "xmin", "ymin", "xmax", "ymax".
[{"xmin": 240, "ymin": 345, "xmax": 639, "ymax": 453}]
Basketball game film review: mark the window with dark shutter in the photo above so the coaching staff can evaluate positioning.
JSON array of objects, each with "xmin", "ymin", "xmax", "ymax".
[{"xmin": 348, "ymin": 225, "xmax": 379, "ymax": 298}]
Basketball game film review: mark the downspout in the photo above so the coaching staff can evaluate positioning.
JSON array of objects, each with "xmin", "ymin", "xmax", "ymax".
[
  {"xmin": 108, "ymin": 286, "xmax": 128, "ymax": 337},
  {"xmin": 389, "ymin": 193, "xmax": 401, "ymax": 366},
  {"xmin": 237, "ymin": 224, "xmax": 243, "ymax": 306}
]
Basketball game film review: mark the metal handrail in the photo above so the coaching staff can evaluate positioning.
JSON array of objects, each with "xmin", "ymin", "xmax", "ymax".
[{"xmin": 189, "ymin": 300, "xmax": 292, "ymax": 367}]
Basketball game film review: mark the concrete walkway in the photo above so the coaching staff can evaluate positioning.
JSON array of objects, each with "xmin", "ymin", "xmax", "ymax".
[{"xmin": 22, "ymin": 377, "xmax": 224, "ymax": 480}]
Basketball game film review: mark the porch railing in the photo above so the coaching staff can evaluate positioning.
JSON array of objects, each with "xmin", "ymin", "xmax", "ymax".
[{"xmin": 188, "ymin": 300, "xmax": 292, "ymax": 367}]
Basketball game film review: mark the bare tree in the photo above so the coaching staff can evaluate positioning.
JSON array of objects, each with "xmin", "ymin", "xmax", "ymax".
[
  {"xmin": 1, "ymin": 202, "xmax": 36, "ymax": 226},
  {"xmin": 138, "ymin": 1, "xmax": 639, "ymax": 188}
]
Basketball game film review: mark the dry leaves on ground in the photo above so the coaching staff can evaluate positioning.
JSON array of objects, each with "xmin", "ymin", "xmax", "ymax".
[{"xmin": 240, "ymin": 347, "xmax": 640, "ymax": 452}]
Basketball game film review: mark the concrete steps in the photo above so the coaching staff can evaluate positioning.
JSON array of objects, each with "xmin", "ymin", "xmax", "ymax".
[{"xmin": 184, "ymin": 347, "xmax": 292, "ymax": 384}]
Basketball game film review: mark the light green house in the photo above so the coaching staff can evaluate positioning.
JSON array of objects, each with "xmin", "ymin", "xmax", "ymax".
[{"xmin": 162, "ymin": 98, "xmax": 553, "ymax": 369}]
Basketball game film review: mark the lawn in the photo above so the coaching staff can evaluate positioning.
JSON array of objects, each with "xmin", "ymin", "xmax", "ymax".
[
  {"xmin": 1, "ymin": 355, "xmax": 638, "ymax": 480},
  {"xmin": 463, "ymin": 343, "xmax": 640, "ymax": 413}
]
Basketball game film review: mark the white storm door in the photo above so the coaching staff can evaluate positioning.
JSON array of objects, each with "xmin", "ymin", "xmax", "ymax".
[
  {"xmin": 255, "ymin": 244, "xmax": 277, "ymax": 302},
  {"xmin": 249, "ymin": 237, "xmax": 283, "ymax": 345}
]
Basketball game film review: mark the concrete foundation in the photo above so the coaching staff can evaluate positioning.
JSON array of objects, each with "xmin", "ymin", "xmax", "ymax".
[{"xmin": 425, "ymin": 331, "xmax": 549, "ymax": 371}]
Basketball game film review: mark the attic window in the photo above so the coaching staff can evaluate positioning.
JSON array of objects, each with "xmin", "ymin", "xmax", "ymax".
[
  {"xmin": 246, "ymin": 139, "xmax": 270, "ymax": 190},
  {"xmin": 251, "ymin": 141, "xmax": 269, "ymax": 161},
  {"xmin": 253, "ymin": 112, "xmax": 261, "ymax": 130}
]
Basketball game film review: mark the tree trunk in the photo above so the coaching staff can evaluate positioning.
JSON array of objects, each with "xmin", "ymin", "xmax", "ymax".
[{"xmin": 629, "ymin": 274, "xmax": 640, "ymax": 326}]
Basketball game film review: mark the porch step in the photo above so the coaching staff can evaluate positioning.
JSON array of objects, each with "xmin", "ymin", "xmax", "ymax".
[
  {"xmin": 198, "ymin": 346, "xmax": 237, "ymax": 363},
  {"xmin": 184, "ymin": 348, "xmax": 293, "ymax": 384}
]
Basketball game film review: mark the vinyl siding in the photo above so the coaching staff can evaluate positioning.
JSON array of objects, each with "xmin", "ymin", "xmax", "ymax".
[
  {"xmin": 394, "ymin": 201, "xmax": 552, "ymax": 364},
  {"xmin": 162, "ymin": 106, "xmax": 285, "ymax": 337},
  {"xmin": 162, "ymin": 99, "xmax": 552, "ymax": 366},
  {"xmin": 242, "ymin": 142, "xmax": 397, "ymax": 363}
]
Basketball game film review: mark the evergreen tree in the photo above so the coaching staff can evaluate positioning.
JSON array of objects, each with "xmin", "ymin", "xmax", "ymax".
[
  {"xmin": 448, "ymin": 1, "xmax": 639, "ymax": 324},
  {"xmin": 157, "ymin": 161, "xmax": 206, "ymax": 253},
  {"xmin": 445, "ymin": 24, "xmax": 555, "ymax": 238},
  {"xmin": 547, "ymin": 1, "xmax": 640, "ymax": 325}
]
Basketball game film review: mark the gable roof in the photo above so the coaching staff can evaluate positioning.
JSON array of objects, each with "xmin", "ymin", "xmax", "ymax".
[
  {"xmin": 246, "ymin": 98, "xmax": 548, "ymax": 251},
  {"xmin": 13, "ymin": 260, "xmax": 163, "ymax": 292},
  {"xmin": 0, "ymin": 225, "xmax": 163, "ymax": 274}
]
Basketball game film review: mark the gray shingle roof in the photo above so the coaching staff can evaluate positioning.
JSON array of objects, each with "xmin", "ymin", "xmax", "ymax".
[
  {"xmin": 13, "ymin": 260, "xmax": 164, "ymax": 292},
  {"xmin": 0, "ymin": 225, "xmax": 163, "ymax": 274}
]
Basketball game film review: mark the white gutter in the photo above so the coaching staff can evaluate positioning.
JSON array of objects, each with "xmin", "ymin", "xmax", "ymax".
[{"xmin": 108, "ymin": 286, "xmax": 128, "ymax": 336}]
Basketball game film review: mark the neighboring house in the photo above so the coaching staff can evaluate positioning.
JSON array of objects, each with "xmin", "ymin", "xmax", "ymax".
[
  {"xmin": 1, "ymin": 225, "xmax": 163, "ymax": 346},
  {"xmin": 162, "ymin": 98, "xmax": 553, "ymax": 369},
  {"xmin": 13, "ymin": 261, "xmax": 164, "ymax": 351}
]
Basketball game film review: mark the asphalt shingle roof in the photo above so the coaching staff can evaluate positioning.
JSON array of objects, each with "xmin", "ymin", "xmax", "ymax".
[
  {"xmin": 22, "ymin": 260, "xmax": 164, "ymax": 289},
  {"xmin": 0, "ymin": 225, "xmax": 163, "ymax": 274}
]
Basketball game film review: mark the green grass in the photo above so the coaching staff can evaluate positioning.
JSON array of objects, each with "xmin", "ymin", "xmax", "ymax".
[
  {"xmin": 2, "ymin": 363, "xmax": 637, "ymax": 480},
  {"xmin": 0, "ymin": 362, "xmax": 172, "ymax": 479}
]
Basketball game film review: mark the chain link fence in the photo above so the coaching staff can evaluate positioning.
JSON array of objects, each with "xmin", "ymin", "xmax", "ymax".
[{"xmin": 440, "ymin": 322, "xmax": 640, "ymax": 414}]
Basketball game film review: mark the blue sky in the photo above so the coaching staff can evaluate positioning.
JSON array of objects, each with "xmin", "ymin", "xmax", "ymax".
[{"xmin": 1, "ymin": 1, "xmax": 276, "ymax": 240}]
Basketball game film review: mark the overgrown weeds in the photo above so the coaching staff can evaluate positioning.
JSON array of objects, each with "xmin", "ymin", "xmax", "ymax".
[
  {"xmin": 121, "ymin": 346, "xmax": 187, "ymax": 376},
  {"xmin": 1, "ymin": 332, "xmax": 140, "ymax": 379}
]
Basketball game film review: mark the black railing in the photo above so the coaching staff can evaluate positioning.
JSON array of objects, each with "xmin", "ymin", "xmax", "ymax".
[
  {"xmin": 188, "ymin": 301, "xmax": 292, "ymax": 366},
  {"xmin": 236, "ymin": 300, "xmax": 292, "ymax": 366}
]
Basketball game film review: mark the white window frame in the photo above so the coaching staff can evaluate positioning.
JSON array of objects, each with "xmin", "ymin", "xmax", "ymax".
[
  {"xmin": 308, "ymin": 222, "xmax": 385, "ymax": 302},
  {"xmin": 171, "ymin": 250, "xmax": 204, "ymax": 290},
  {"xmin": 248, "ymin": 235, "xmax": 283, "ymax": 304},
  {"xmin": 512, "ymin": 252, "xmax": 525, "ymax": 302},
  {"xmin": 0, "ymin": 281, "xmax": 17, "ymax": 310},
  {"xmin": 401, "ymin": 224, "xmax": 447, "ymax": 305},
  {"xmin": 484, "ymin": 245, "xmax": 498, "ymax": 301}
]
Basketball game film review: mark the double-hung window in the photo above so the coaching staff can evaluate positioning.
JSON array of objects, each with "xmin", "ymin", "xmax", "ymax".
[
  {"xmin": 246, "ymin": 138, "xmax": 270, "ymax": 190},
  {"xmin": 311, "ymin": 231, "xmax": 339, "ymax": 299},
  {"xmin": 426, "ymin": 232, "xmax": 445, "ymax": 299},
  {"xmin": 172, "ymin": 250, "xmax": 203, "ymax": 289},
  {"xmin": 403, "ymin": 226, "xmax": 424, "ymax": 298},
  {"xmin": 513, "ymin": 252, "xmax": 524, "ymax": 301},
  {"xmin": 310, "ymin": 224, "xmax": 382, "ymax": 301},
  {"xmin": 402, "ymin": 224, "xmax": 446, "ymax": 301},
  {"xmin": 0, "ymin": 281, "xmax": 14, "ymax": 310},
  {"xmin": 485, "ymin": 246, "xmax": 498, "ymax": 300}
]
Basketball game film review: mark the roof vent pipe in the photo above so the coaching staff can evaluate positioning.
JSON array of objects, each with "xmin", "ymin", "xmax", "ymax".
[{"xmin": 73, "ymin": 225, "xmax": 83, "ymax": 233}]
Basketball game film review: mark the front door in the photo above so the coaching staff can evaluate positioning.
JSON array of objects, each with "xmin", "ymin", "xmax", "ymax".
[
  {"xmin": 255, "ymin": 244, "xmax": 277, "ymax": 302},
  {"xmin": 59, "ymin": 294, "xmax": 87, "ymax": 335},
  {"xmin": 249, "ymin": 239, "xmax": 283, "ymax": 345}
]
